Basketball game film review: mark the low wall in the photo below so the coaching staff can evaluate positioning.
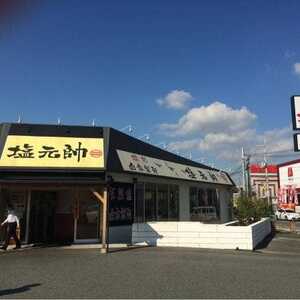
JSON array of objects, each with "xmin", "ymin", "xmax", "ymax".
[
  {"xmin": 251, "ymin": 218, "xmax": 272, "ymax": 249},
  {"xmin": 132, "ymin": 218, "xmax": 271, "ymax": 250}
]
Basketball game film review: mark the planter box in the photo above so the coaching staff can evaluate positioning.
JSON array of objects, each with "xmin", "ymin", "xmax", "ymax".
[{"xmin": 132, "ymin": 218, "xmax": 271, "ymax": 250}]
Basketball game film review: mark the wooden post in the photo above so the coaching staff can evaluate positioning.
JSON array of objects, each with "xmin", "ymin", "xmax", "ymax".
[
  {"xmin": 92, "ymin": 187, "xmax": 108, "ymax": 253},
  {"xmin": 73, "ymin": 189, "xmax": 79, "ymax": 243},
  {"xmin": 25, "ymin": 190, "xmax": 31, "ymax": 244}
]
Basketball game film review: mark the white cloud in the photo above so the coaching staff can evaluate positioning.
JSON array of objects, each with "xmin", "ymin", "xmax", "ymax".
[
  {"xmin": 167, "ymin": 127, "xmax": 293, "ymax": 162},
  {"xmin": 157, "ymin": 89, "xmax": 193, "ymax": 110},
  {"xmin": 159, "ymin": 101, "xmax": 294, "ymax": 164},
  {"xmin": 160, "ymin": 101, "xmax": 257, "ymax": 136},
  {"xmin": 294, "ymin": 63, "xmax": 300, "ymax": 75}
]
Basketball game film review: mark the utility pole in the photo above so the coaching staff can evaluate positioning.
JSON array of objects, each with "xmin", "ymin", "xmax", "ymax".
[
  {"xmin": 242, "ymin": 147, "xmax": 246, "ymax": 196},
  {"xmin": 241, "ymin": 147, "xmax": 251, "ymax": 197},
  {"xmin": 246, "ymin": 155, "xmax": 251, "ymax": 197},
  {"xmin": 263, "ymin": 138, "xmax": 270, "ymax": 206},
  {"xmin": 256, "ymin": 139, "xmax": 270, "ymax": 205}
]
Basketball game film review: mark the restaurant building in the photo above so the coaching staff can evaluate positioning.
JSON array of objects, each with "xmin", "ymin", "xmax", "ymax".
[{"xmin": 0, "ymin": 123, "xmax": 235, "ymax": 250}]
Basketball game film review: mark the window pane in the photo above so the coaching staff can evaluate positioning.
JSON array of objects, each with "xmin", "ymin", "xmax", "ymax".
[
  {"xmin": 134, "ymin": 183, "xmax": 144, "ymax": 223},
  {"xmin": 207, "ymin": 189, "xmax": 219, "ymax": 219},
  {"xmin": 190, "ymin": 187, "xmax": 198, "ymax": 213},
  {"xmin": 198, "ymin": 189, "xmax": 205, "ymax": 206},
  {"xmin": 157, "ymin": 184, "xmax": 168, "ymax": 221},
  {"xmin": 169, "ymin": 185, "xmax": 179, "ymax": 220},
  {"xmin": 145, "ymin": 183, "xmax": 157, "ymax": 221},
  {"xmin": 207, "ymin": 189, "xmax": 213, "ymax": 206}
]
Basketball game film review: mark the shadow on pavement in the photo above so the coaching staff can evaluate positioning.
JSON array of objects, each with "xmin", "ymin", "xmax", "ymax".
[
  {"xmin": 108, "ymin": 245, "xmax": 152, "ymax": 253},
  {"xmin": 0, "ymin": 283, "xmax": 41, "ymax": 297}
]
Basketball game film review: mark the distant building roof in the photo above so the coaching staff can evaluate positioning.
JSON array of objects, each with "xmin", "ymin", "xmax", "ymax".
[{"xmin": 250, "ymin": 164, "xmax": 278, "ymax": 174}]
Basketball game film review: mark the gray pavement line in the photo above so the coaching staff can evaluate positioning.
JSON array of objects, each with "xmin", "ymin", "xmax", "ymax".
[{"xmin": 256, "ymin": 249, "xmax": 300, "ymax": 256}]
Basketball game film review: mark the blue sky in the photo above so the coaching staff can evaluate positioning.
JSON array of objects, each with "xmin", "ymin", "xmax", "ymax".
[{"xmin": 1, "ymin": 0, "xmax": 300, "ymax": 171}]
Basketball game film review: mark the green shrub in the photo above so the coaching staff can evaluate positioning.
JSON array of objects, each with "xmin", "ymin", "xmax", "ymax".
[{"xmin": 234, "ymin": 195, "xmax": 273, "ymax": 226}]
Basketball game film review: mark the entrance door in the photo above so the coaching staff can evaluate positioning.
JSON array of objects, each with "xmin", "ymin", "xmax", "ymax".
[
  {"xmin": 29, "ymin": 191, "xmax": 57, "ymax": 244},
  {"xmin": 74, "ymin": 195, "xmax": 100, "ymax": 243}
]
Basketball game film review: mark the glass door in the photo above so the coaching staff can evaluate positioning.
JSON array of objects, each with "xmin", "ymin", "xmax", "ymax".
[{"xmin": 74, "ymin": 195, "xmax": 100, "ymax": 243}]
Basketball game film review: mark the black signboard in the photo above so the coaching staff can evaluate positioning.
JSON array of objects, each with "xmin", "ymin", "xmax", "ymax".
[{"xmin": 109, "ymin": 182, "xmax": 133, "ymax": 226}]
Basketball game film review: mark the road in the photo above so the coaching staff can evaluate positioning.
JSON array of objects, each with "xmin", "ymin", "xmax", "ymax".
[{"xmin": 1, "ymin": 234, "xmax": 300, "ymax": 299}]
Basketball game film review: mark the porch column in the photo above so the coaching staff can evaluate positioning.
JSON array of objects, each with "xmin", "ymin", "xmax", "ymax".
[
  {"xmin": 92, "ymin": 187, "xmax": 108, "ymax": 253},
  {"xmin": 25, "ymin": 190, "xmax": 31, "ymax": 244}
]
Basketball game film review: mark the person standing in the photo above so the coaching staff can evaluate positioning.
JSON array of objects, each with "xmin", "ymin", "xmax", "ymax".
[{"xmin": 1, "ymin": 208, "xmax": 21, "ymax": 250}]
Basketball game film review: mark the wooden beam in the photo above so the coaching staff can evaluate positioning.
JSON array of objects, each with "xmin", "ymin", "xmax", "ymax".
[
  {"xmin": 25, "ymin": 189, "xmax": 31, "ymax": 244},
  {"xmin": 101, "ymin": 188, "xmax": 108, "ymax": 253},
  {"xmin": 91, "ymin": 187, "xmax": 108, "ymax": 253},
  {"xmin": 91, "ymin": 189, "xmax": 105, "ymax": 204}
]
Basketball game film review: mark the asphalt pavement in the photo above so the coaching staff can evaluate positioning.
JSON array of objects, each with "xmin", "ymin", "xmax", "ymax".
[{"xmin": 1, "ymin": 235, "xmax": 300, "ymax": 299}]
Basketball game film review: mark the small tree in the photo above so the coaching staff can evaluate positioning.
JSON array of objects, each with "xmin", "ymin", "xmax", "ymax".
[{"xmin": 234, "ymin": 194, "xmax": 272, "ymax": 225}]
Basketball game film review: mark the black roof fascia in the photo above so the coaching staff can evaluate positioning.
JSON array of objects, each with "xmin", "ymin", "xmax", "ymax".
[
  {"xmin": 107, "ymin": 127, "xmax": 215, "ymax": 172},
  {"xmin": 106, "ymin": 128, "xmax": 235, "ymax": 187}
]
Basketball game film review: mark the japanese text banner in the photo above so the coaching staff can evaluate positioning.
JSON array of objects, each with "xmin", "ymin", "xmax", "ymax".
[
  {"xmin": 0, "ymin": 136, "xmax": 104, "ymax": 168},
  {"xmin": 117, "ymin": 149, "xmax": 233, "ymax": 185}
]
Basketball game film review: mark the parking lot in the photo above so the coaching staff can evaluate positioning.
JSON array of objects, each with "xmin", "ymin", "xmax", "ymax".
[{"xmin": 1, "ymin": 232, "xmax": 300, "ymax": 299}]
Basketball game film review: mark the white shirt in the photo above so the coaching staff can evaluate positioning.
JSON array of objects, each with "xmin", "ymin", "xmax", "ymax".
[{"xmin": 2, "ymin": 213, "xmax": 20, "ymax": 227}]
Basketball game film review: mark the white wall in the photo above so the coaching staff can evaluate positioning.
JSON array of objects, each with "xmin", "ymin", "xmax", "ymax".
[
  {"xmin": 251, "ymin": 219, "xmax": 272, "ymax": 249},
  {"xmin": 132, "ymin": 218, "xmax": 271, "ymax": 250}
]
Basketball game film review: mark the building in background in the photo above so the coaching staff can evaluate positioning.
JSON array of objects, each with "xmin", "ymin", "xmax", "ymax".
[
  {"xmin": 249, "ymin": 164, "xmax": 279, "ymax": 208},
  {"xmin": 278, "ymin": 160, "xmax": 300, "ymax": 211}
]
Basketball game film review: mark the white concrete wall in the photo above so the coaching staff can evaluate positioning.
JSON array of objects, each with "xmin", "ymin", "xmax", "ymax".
[
  {"xmin": 250, "ymin": 218, "xmax": 272, "ymax": 249},
  {"xmin": 132, "ymin": 218, "xmax": 271, "ymax": 250}
]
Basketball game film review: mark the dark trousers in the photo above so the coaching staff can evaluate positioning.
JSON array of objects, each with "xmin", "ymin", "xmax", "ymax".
[{"xmin": 2, "ymin": 222, "xmax": 21, "ymax": 250}]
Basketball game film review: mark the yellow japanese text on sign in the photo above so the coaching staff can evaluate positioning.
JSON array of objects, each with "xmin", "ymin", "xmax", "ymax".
[{"xmin": 0, "ymin": 136, "xmax": 104, "ymax": 168}]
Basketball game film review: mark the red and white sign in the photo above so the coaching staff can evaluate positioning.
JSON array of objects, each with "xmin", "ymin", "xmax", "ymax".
[{"xmin": 279, "ymin": 161, "xmax": 300, "ymax": 188}]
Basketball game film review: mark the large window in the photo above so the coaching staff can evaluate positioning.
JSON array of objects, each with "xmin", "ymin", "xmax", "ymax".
[
  {"xmin": 190, "ymin": 187, "xmax": 220, "ymax": 221},
  {"xmin": 157, "ymin": 184, "xmax": 168, "ymax": 221},
  {"xmin": 109, "ymin": 183, "xmax": 134, "ymax": 226},
  {"xmin": 198, "ymin": 189, "xmax": 206, "ymax": 206},
  {"xmin": 134, "ymin": 183, "xmax": 179, "ymax": 222},
  {"xmin": 169, "ymin": 185, "xmax": 179, "ymax": 220},
  {"xmin": 135, "ymin": 183, "xmax": 144, "ymax": 223},
  {"xmin": 145, "ymin": 183, "xmax": 157, "ymax": 221},
  {"xmin": 207, "ymin": 189, "xmax": 219, "ymax": 218},
  {"xmin": 189, "ymin": 187, "xmax": 198, "ymax": 213}
]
